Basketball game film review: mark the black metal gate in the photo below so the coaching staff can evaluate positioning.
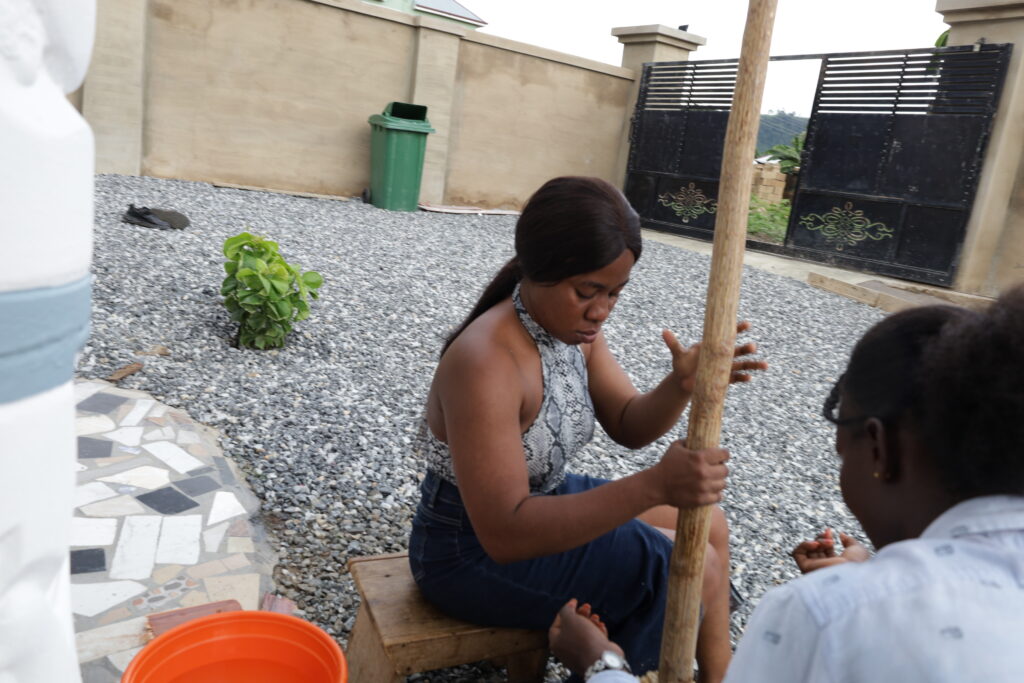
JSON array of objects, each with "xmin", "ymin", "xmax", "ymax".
[
  {"xmin": 625, "ymin": 59, "xmax": 738, "ymax": 238},
  {"xmin": 625, "ymin": 45, "xmax": 1011, "ymax": 287},
  {"xmin": 786, "ymin": 45, "xmax": 1010, "ymax": 285}
]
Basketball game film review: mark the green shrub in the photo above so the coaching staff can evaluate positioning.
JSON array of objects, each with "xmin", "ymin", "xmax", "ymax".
[
  {"xmin": 220, "ymin": 232, "xmax": 323, "ymax": 349},
  {"xmin": 748, "ymin": 196, "xmax": 791, "ymax": 244}
]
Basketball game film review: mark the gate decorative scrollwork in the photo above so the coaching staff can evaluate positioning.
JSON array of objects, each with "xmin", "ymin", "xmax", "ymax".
[
  {"xmin": 657, "ymin": 183, "xmax": 718, "ymax": 223},
  {"xmin": 798, "ymin": 202, "xmax": 894, "ymax": 251}
]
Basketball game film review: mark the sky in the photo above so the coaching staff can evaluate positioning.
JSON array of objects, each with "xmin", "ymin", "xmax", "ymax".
[{"xmin": 465, "ymin": 1, "xmax": 951, "ymax": 116}]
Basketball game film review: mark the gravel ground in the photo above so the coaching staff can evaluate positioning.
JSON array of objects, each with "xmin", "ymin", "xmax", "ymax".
[{"xmin": 85, "ymin": 174, "xmax": 885, "ymax": 680}]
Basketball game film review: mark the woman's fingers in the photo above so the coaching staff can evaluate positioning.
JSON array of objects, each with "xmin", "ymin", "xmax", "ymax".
[
  {"xmin": 589, "ymin": 614, "xmax": 609, "ymax": 636},
  {"xmin": 575, "ymin": 602, "xmax": 610, "ymax": 636},
  {"xmin": 792, "ymin": 531, "xmax": 871, "ymax": 574},
  {"xmin": 792, "ymin": 540, "xmax": 821, "ymax": 556},
  {"xmin": 728, "ymin": 332, "xmax": 767, "ymax": 385},
  {"xmin": 659, "ymin": 443, "xmax": 731, "ymax": 508},
  {"xmin": 662, "ymin": 329, "xmax": 687, "ymax": 355},
  {"xmin": 551, "ymin": 599, "xmax": 577, "ymax": 632},
  {"xmin": 839, "ymin": 533, "xmax": 872, "ymax": 562},
  {"xmin": 797, "ymin": 555, "xmax": 848, "ymax": 573},
  {"xmin": 665, "ymin": 325, "xmax": 766, "ymax": 386},
  {"xmin": 813, "ymin": 529, "xmax": 837, "ymax": 554},
  {"xmin": 733, "ymin": 341, "xmax": 758, "ymax": 357},
  {"xmin": 793, "ymin": 540, "xmax": 841, "ymax": 573},
  {"xmin": 733, "ymin": 323, "xmax": 766, "ymax": 369},
  {"xmin": 729, "ymin": 369, "xmax": 765, "ymax": 383},
  {"xmin": 794, "ymin": 539, "xmax": 833, "ymax": 558}
]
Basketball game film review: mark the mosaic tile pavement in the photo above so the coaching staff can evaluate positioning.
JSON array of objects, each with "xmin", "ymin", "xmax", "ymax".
[{"xmin": 71, "ymin": 379, "xmax": 276, "ymax": 682}]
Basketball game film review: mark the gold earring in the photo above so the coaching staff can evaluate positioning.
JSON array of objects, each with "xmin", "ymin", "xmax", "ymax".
[{"xmin": 873, "ymin": 472, "xmax": 881, "ymax": 479}]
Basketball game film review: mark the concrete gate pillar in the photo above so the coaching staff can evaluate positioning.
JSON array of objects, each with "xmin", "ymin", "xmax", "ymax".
[
  {"xmin": 611, "ymin": 25, "xmax": 707, "ymax": 190},
  {"xmin": 81, "ymin": 0, "xmax": 146, "ymax": 175},
  {"xmin": 409, "ymin": 15, "xmax": 466, "ymax": 206},
  {"xmin": 937, "ymin": 0, "xmax": 1024, "ymax": 295},
  {"xmin": 0, "ymin": 1, "xmax": 96, "ymax": 681}
]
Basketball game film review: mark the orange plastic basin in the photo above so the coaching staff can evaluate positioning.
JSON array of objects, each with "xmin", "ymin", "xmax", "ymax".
[{"xmin": 121, "ymin": 612, "xmax": 347, "ymax": 683}]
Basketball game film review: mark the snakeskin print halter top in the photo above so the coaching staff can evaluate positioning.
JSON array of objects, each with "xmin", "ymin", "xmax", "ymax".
[{"xmin": 418, "ymin": 283, "xmax": 596, "ymax": 494}]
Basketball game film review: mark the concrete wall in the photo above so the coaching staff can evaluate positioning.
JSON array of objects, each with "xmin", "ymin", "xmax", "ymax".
[
  {"xmin": 142, "ymin": 0, "xmax": 416, "ymax": 196},
  {"xmin": 446, "ymin": 36, "xmax": 633, "ymax": 209},
  {"xmin": 84, "ymin": 0, "xmax": 146, "ymax": 175},
  {"xmin": 83, "ymin": 0, "xmax": 650, "ymax": 208}
]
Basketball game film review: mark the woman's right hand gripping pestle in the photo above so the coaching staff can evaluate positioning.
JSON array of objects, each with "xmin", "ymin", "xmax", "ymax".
[{"xmin": 647, "ymin": 442, "xmax": 730, "ymax": 509}]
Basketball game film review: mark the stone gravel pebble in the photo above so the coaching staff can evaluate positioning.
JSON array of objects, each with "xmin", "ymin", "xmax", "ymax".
[{"xmin": 84, "ymin": 174, "xmax": 885, "ymax": 680}]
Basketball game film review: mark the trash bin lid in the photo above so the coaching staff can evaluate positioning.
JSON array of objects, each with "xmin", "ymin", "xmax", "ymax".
[
  {"xmin": 368, "ymin": 114, "xmax": 435, "ymax": 134},
  {"xmin": 368, "ymin": 101, "xmax": 435, "ymax": 133},
  {"xmin": 384, "ymin": 102, "xmax": 427, "ymax": 120}
]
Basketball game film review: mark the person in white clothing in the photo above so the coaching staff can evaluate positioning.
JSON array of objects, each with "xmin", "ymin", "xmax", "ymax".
[{"xmin": 548, "ymin": 284, "xmax": 1024, "ymax": 682}]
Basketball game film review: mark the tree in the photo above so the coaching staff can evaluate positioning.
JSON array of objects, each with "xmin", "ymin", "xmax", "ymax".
[{"xmin": 765, "ymin": 131, "xmax": 805, "ymax": 175}]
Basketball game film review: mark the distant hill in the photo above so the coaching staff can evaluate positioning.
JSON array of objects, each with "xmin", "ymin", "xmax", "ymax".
[{"xmin": 757, "ymin": 111, "xmax": 808, "ymax": 156}]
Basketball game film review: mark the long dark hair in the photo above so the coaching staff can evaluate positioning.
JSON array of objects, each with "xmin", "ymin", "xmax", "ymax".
[
  {"xmin": 827, "ymin": 284, "xmax": 1024, "ymax": 498},
  {"xmin": 442, "ymin": 176, "xmax": 642, "ymax": 354}
]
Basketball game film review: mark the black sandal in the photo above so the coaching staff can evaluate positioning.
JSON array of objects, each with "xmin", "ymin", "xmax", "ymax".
[{"xmin": 122, "ymin": 204, "xmax": 190, "ymax": 230}]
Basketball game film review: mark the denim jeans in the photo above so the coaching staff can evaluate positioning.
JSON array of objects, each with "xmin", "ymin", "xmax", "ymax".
[{"xmin": 408, "ymin": 470, "xmax": 674, "ymax": 674}]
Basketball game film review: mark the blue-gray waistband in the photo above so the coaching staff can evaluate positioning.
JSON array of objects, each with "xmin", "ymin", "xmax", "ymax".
[{"xmin": 0, "ymin": 276, "xmax": 92, "ymax": 405}]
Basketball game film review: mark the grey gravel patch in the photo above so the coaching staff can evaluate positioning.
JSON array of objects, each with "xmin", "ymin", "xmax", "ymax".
[{"xmin": 84, "ymin": 174, "xmax": 884, "ymax": 680}]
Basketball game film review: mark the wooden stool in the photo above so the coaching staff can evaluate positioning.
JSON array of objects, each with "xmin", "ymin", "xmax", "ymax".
[{"xmin": 347, "ymin": 553, "xmax": 548, "ymax": 682}]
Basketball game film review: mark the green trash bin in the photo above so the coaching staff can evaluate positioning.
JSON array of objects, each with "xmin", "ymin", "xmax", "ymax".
[{"xmin": 367, "ymin": 102, "xmax": 435, "ymax": 211}]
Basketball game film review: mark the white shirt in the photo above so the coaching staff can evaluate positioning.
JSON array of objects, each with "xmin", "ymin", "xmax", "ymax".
[
  {"xmin": 591, "ymin": 495, "xmax": 1024, "ymax": 683},
  {"xmin": 724, "ymin": 495, "xmax": 1024, "ymax": 683}
]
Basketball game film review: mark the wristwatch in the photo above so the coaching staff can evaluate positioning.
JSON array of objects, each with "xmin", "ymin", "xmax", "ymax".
[{"xmin": 584, "ymin": 650, "xmax": 632, "ymax": 680}]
